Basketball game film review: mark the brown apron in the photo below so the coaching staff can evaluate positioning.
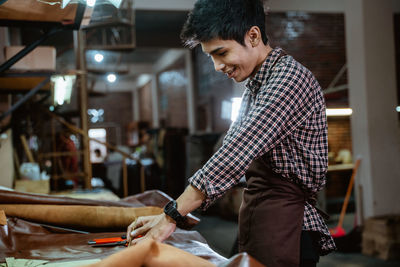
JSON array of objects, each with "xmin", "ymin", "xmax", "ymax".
[{"xmin": 238, "ymin": 156, "xmax": 305, "ymax": 267}]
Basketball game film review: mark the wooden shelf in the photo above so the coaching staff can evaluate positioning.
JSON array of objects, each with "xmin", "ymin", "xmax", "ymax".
[
  {"xmin": 0, "ymin": 77, "xmax": 51, "ymax": 91},
  {"xmin": 84, "ymin": 44, "xmax": 136, "ymax": 51},
  {"xmin": 0, "ymin": 70, "xmax": 54, "ymax": 92},
  {"xmin": 328, "ymin": 163, "xmax": 354, "ymax": 172},
  {"xmin": 86, "ymin": 68, "xmax": 129, "ymax": 75},
  {"xmin": 0, "ymin": 0, "xmax": 86, "ymax": 29}
]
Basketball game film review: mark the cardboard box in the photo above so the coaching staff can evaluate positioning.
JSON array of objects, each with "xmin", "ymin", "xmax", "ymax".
[
  {"xmin": 0, "ymin": 130, "xmax": 14, "ymax": 189},
  {"xmin": 362, "ymin": 215, "xmax": 400, "ymax": 260},
  {"xmin": 364, "ymin": 215, "xmax": 400, "ymax": 240},
  {"xmin": 14, "ymin": 179, "xmax": 50, "ymax": 195},
  {"xmin": 5, "ymin": 46, "xmax": 56, "ymax": 70}
]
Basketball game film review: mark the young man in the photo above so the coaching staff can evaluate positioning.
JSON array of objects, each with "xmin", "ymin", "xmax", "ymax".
[{"xmin": 127, "ymin": 0, "xmax": 336, "ymax": 266}]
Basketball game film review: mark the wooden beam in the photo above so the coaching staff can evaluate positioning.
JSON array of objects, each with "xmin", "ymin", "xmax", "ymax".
[
  {"xmin": 13, "ymin": 149, "xmax": 21, "ymax": 179},
  {"xmin": 38, "ymin": 151, "xmax": 83, "ymax": 158},
  {"xmin": 52, "ymin": 172, "xmax": 86, "ymax": 179},
  {"xmin": 75, "ymin": 30, "xmax": 92, "ymax": 190},
  {"xmin": 19, "ymin": 135, "xmax": 34, "ymax": 163},
  {"xmin": 323, "ymin": 84, "xmax": 348, "ymax": 95},
  {"xmin": 327, "ymin": 64, "xmax": 347, "ymax": 89}
]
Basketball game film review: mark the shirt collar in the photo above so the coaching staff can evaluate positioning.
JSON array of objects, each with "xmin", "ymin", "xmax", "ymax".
[{"xmin": 245, "ymin": 47, "xmax": 283, "ymax": 95}]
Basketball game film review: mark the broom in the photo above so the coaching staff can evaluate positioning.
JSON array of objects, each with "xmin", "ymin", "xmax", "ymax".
[{"xmin": 329, "ymin": 158, "xmax": 361, "ymax": 238}]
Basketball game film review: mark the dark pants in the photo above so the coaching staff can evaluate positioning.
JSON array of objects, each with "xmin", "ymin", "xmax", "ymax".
[{"xmin": 300, "ymin": 231, "xmax": 320, "ymax": 267}]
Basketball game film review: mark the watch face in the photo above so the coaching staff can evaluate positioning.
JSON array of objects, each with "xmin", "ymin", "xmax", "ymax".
[
  {"xmin": 165, "ymin": 200, "xmax": 176, "ymax": 211},
  {"xmin": 164, "ymin": 200, "xmax": 187, "ymax": 227},
  {"xmin": 164, "ymin": 201, "xmax": 176, "ymax": 216},
  {"xmin": 164, "ymin": 201, "xmax": 181, "ymax": 221}
]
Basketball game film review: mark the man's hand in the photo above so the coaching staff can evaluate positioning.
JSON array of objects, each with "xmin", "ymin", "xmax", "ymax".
[
  {"xmin": 126, "ymin": 185, "xmax": 205, "ymax": 246},
  {"xmin": 126, "ymin": 213, "xmax": 176, "ymax": 245}
]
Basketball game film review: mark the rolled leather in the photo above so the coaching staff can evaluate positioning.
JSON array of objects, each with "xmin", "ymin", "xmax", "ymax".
[
  {"xmin": 0, "ymin": 204, "xmax": 162, "ymax": 229},
  {"xmin": 0, "ymin": 189, "xmax": 200, "ymax": 229}
]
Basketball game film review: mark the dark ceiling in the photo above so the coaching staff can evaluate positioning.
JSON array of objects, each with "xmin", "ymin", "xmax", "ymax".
[
  {"xmin": 18, "ymin": 8, "xmax": 189, "ymax": 73},
  {"xmin": 20, "ymin": 9, "xmax": 189, "ymax": 48},
  {"xmin": 135, "ymin": 10, "xmax": 189, "ymax": 48}
]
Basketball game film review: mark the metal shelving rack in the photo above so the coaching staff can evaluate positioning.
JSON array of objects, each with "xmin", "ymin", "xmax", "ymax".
[{"xmin": 0, "ymin": 0, "xmax": 92, "ymax": 190}]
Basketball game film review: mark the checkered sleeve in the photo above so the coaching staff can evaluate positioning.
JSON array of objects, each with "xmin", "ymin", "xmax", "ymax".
[{"xmin": 189, "ymin": 61, "xmax": 319, "ymax": 209}]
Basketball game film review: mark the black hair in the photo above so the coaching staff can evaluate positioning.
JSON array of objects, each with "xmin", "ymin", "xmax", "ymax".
[{"xmin": 180, "ymin": 0, "xmax": 268, "ymax": 48}]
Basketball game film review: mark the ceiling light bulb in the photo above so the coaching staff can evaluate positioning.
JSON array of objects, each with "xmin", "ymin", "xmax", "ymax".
[
  {"xmin": 87, "ymin": 0, "xmax": 96, "ymax": 7},
  {"xmin": 107, "ymin": 74, "xmax": 117, "ymax": 83},
  {"xmin": 94, "ymin": 53, "xmax": 104, "ymax": 63}
]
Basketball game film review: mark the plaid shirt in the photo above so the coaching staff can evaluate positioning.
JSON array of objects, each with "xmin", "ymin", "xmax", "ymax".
[{"xmin": 189, "ymin": 47, "xmax": 336, "ymax": 253}]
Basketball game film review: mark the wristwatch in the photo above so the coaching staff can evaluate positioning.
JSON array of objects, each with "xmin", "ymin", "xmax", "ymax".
[{"xmin": 163, "ymin": 200, "xmax": 187, "ymax": 228}]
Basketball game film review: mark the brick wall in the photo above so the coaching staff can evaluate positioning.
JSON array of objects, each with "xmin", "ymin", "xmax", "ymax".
[
  {"xmin": 267, "ymin": 12, "xmax": 347, "ymax": 89},
  {"xmin": 327, "ymin": 117, "xmax": 352, "ymax": 157},
  {"xmin": 266, "ymin": 12, "xmax": 348, "ymax": 106},
  {"xmin": 88, "ymin": 92, "xmax": 132, "ymax": 146}
]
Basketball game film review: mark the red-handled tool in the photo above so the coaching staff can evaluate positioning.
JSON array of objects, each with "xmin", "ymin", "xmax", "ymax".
[
  {"xmin": 88, "ymin": 235, "xmax": 143, "ymax": 247},
  {"xmin": 88, "ymin": 235, "xmax": 127, "ymax": 245}
]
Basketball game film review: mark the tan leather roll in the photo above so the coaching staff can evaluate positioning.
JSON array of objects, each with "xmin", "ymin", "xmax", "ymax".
[
  {"xmin": 0, "ymin": 210, "xmax": 6, "ymax": 225},
  {"xmin": 0, "ymin": 204, "xmax": 162, "ymax": 229}
]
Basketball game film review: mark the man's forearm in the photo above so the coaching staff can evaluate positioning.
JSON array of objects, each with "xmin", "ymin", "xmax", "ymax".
[{"xmin": 175, "ymin": 185, "xmax": 206, "ymax": 216}]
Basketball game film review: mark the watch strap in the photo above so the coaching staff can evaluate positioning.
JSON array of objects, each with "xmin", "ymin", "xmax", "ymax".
[{"xmin": 164, "ymin": 200, "xmax": 187, "ymax": 227}]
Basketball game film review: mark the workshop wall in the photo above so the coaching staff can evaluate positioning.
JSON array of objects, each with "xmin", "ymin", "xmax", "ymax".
[
  {"xmin": 157, "ymin": 57, "xmax": 188, "ymax": 129},
  {"xmin": 268, "ymin": 12, "xmax": 348, "ymax": 107},
  {"xmin": 138, "ymin": 81, "xmax": 153, "ymax": 126},
  {"xmin": 267, "ymin": 12, "xmax": 347, "ymax": 90},
  {"xmin": 88, "ymin": 92, "xmax": 132, "ymax": 146},
  {"xmin": 394, "ymin": 14, "xmax": 400, "ymax": 107}
]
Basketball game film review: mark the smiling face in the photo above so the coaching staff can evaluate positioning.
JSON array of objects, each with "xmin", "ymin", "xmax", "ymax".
[{"xmin": 200, "ymin": 26, "xmax": 270, "ymax": 82}]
